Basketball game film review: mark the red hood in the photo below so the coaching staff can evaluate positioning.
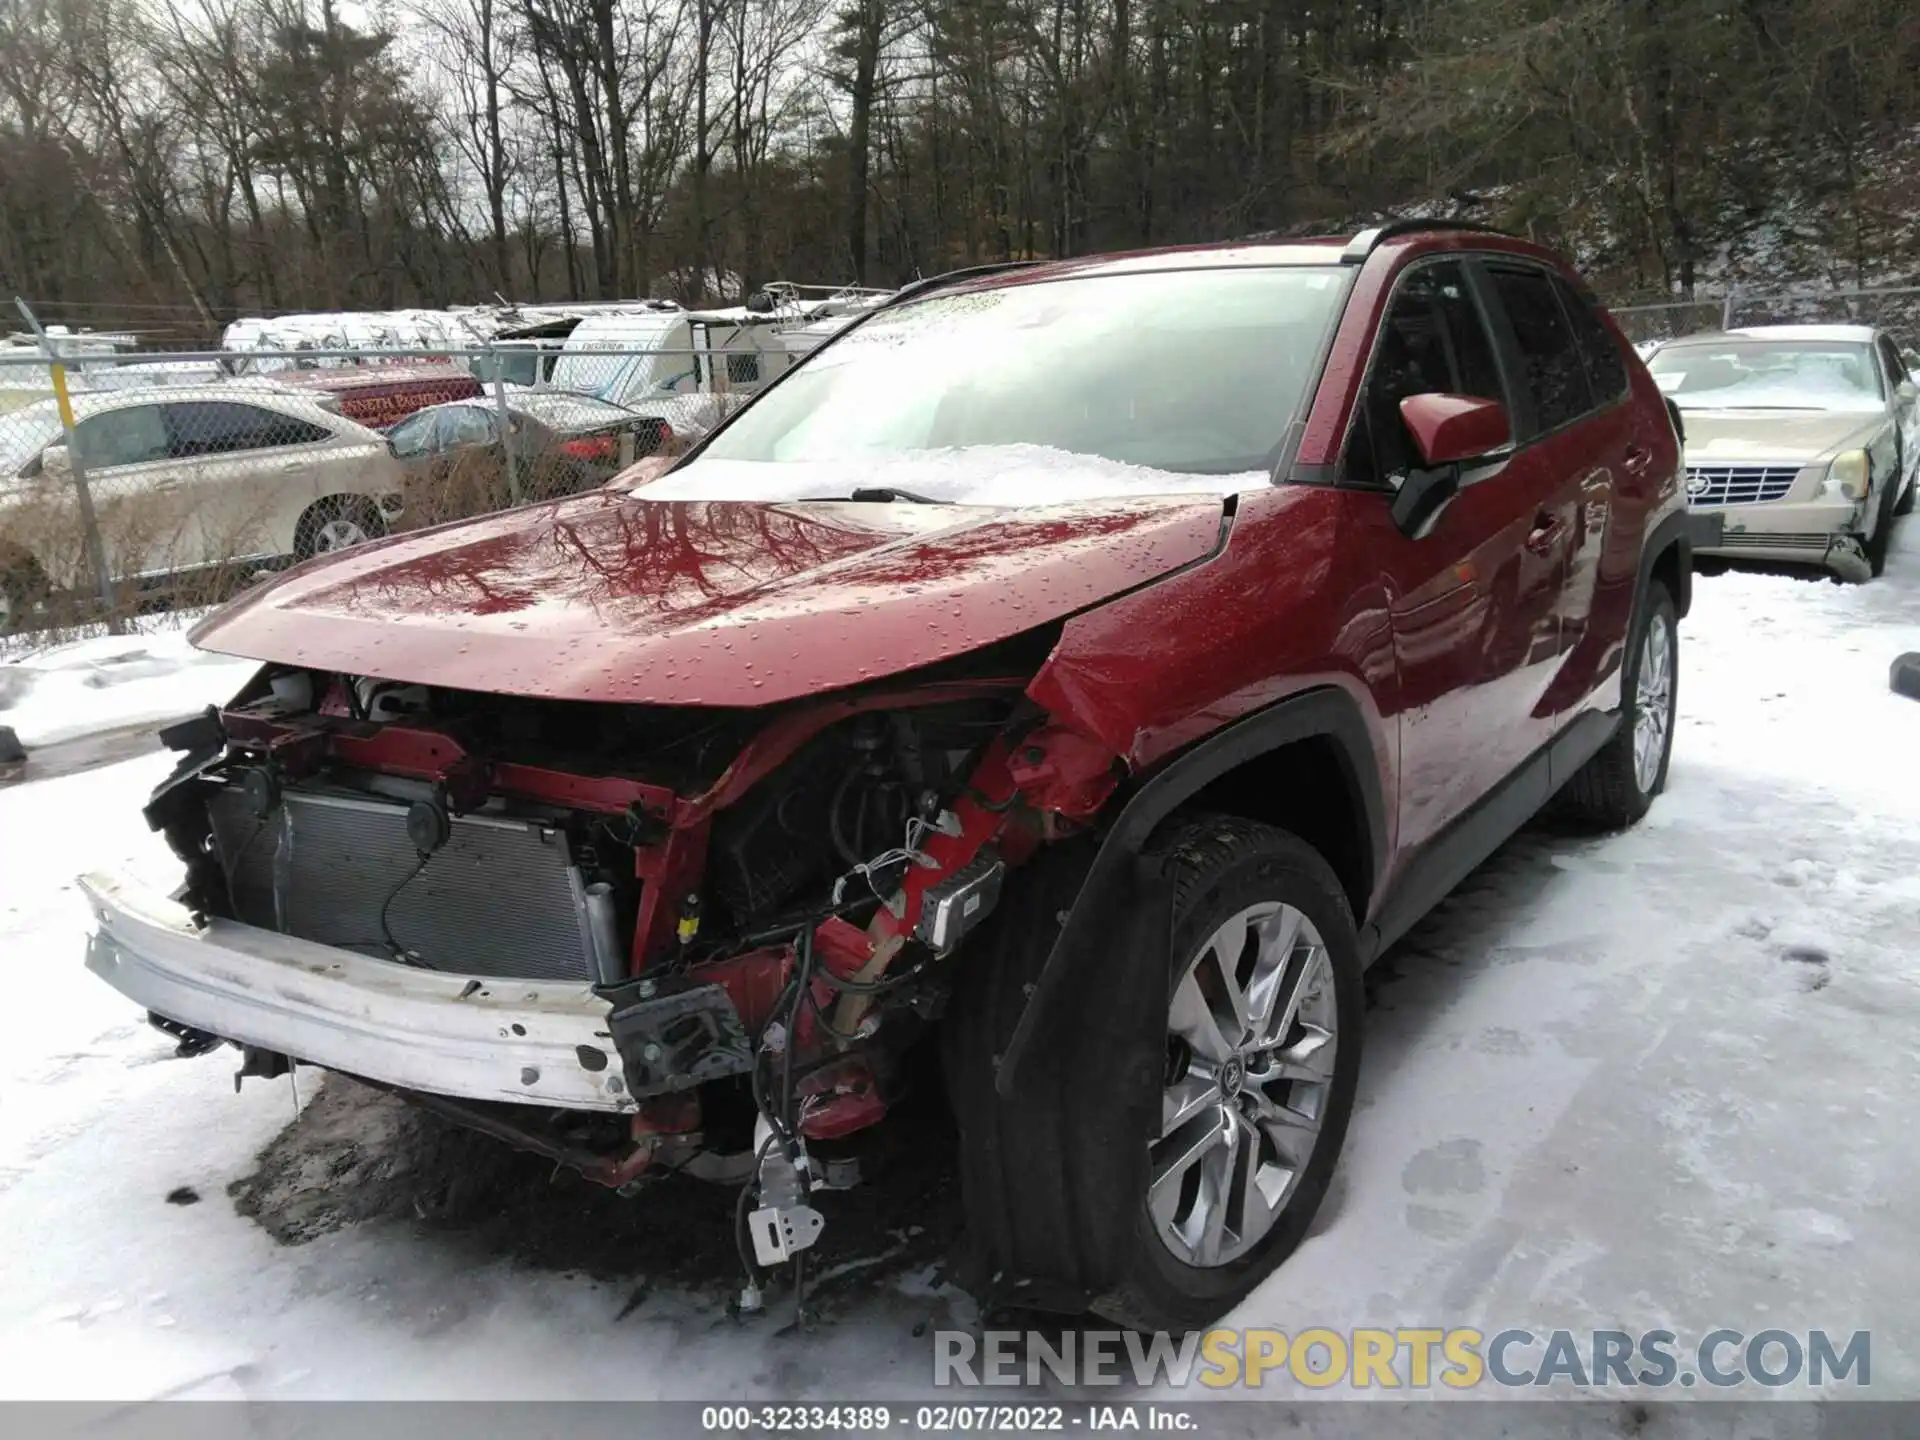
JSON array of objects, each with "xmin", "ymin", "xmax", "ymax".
[{"xmin": 190, "ymin": 492, "xmax": 1226, "ymax": 705}]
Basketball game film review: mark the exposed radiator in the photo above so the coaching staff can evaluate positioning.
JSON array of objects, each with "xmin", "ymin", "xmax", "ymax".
[{"xmin": 208, "ymin": 788, "xmax": 599, "ymax": 982}]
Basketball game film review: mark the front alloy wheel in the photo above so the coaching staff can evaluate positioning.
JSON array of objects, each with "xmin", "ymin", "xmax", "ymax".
[
  {"xmin": 945, "ymin": 817, "xmax": 1364, "ymax": 1332},
  {"xmin": 1153, "ymin": 902, "xmax": 1337, "ymax": 1268}
]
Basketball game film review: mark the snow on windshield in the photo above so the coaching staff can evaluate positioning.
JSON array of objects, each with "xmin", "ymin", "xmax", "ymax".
[
  {"xmin": 1650, "ymin": 341, "xmax": 1885, "ymax": 412},
  {"xmin": 669, "ymin": 265, "xmax": 1348, "ymax": 504},
  {"xmin": 549, "ymin": 316, "xmax": 686, "ymax": 402},
  {"xmin": 635, "ymin": 445, "xmax": 1261, "ymax": 507}
]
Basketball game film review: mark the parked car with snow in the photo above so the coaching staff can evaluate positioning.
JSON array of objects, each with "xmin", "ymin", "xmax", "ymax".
[
  {"xmin": 80, "ymin": 223, "xmax": 1699, "ymax": 1329},
  {"xmin": 267, "ymin": 364, "xmax": 484, "ymax": 431},
  {"xmin": 1649, "ymin": 324, "xmax": 1917, "ymax": 579},
  {"xmin": 0, "ymin": 388, "xmax": 405, "ymax": 631},
  {"xmin": 386, "ymin": 392, "xmax": 673, "ymax": 520}
]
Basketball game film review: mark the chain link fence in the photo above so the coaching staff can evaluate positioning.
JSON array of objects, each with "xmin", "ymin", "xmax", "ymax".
[
  {"xmin": 1611, "ymin": 284, "xmax": 1920, "ymax": 351},
  {"xmin": 0, "ymin": 332, "xmax": 777, "ymax": 641},
  {"xmin": 9, "ymin": 280, "xmax": 1920, "ymax": 642}
]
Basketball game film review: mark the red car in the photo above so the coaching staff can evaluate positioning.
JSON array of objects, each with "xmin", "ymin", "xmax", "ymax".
[
  {"xmin": 266, "ymin": 363, "xmax": 484, "ymax": 431},
  {"xmin": 85, "ymin": 222, "xmax": 1699, "ymax": 1329}
]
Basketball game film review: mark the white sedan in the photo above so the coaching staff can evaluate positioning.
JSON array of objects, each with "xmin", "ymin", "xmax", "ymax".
[
  {"xmin": 1652, "ymin": 323, "xmax": 1918, "ymax": 579},
  {"xmin": 0, "ymin": 386, "xmax": 406, "ymax": 629}
]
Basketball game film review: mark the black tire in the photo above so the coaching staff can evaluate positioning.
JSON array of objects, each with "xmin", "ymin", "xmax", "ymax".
[
  {"xmin": 1896, "ymin": 477, "xmax": 1916, "ymax": 518},
  {"xmin": 293, "ymin": 495, "xmax": 386, "ymax": 560},
  {"xmin": 1866, "ymin": 480, "xmax": 1896, "ymax": 579},
  {"xmin": 1557, "ymin": 582, "xmax": 1677, "ymax": 828},
  {"xmin": 945, "ymin": 817, "xmax": 1363, "ymax": 1332}
]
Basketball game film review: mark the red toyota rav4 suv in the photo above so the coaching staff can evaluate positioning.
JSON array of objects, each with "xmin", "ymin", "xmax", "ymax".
[{"xmin": 85, "ymin": 222, "xmax": 1696, "ymax": 1329}]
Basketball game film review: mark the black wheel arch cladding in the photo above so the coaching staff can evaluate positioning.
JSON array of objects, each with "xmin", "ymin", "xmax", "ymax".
[{"xmin": 993, "ymin": 686, "xmax": 1384, "ymax": 1098}]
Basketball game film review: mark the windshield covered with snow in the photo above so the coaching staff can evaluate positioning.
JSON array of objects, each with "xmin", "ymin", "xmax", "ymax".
[
  {"xmin": 1649, "ymin": 340, "xmax": 1885, "ymax": 412},
  {"xmin": 644, "ymin": 266, "xmax": 1350, "ymax": 505},
  {"xmin": 549, "ymin": 316, "xmax": 687, "ymax": 403}
]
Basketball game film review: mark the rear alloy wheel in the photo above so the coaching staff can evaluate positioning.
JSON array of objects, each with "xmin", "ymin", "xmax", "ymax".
[
  {"xmin": 1558, "ymin": 582, "xmax": 1678, "ymax": 827},
  {"xmin": 1630, "ymin": 608, "xmax": 1674, "ymax": 795},
  {"xmin": 295, "ymin": 495, "xmax": 385, "ymax": 560}
]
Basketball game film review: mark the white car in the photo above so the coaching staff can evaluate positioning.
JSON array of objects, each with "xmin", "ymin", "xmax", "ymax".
[
  {"xmin": 1649, "ymin": 324, "xmax": 1919, "ymax": 579},
  {"xmin": 0, "ymin": 386, "xmax": 405, "ymax": 628}
]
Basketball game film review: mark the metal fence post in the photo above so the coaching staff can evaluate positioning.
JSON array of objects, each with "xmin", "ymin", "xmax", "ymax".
[
  {"xmin": 1721, "ymin": 287, "xmax": 1738, "ymax": 331},
  {"xmin": 491, "ymin": 345, "xmax": 520, "ymax": 504},
  {"xmin": 13, "ymin": 298, "xmax": 124, "ymax": 634}
]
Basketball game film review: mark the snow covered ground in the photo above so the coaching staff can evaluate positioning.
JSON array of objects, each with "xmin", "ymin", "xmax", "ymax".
[
  {"xmin": 2, "ymin": 534, "xmax": 1919, "ymax": 1420},
  {"xmin": 0, "ymin": 619, "xmax": 259, "ymax": 750}
]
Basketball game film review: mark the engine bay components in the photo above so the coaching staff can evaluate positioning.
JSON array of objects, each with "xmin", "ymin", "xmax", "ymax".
[
  {"xmin": 146, "ymin": 663, "xmax": 1130, "ymax": 1220},
  {"xmin": 602, "ymin": 978, "xmax": 755, "ymax": 1097},
  {"xmin": 583, "ymin": 882, "xmax": 625, "ymax": 986},
  {"xmin": 916, "ymin": 847, "xmax": 1005, "ymax": 955},
  {"xmin": 747, "ymin": 1120, "xmax": 825, "ymax": 1269}
]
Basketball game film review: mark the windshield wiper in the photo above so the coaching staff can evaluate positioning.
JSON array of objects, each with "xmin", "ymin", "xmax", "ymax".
[{"xmin": 840, "ymin": 486, "xmax": 949, "ymax": 504}]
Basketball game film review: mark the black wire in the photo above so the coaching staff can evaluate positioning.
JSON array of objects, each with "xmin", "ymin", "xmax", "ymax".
[
  {"xmin": 218, "ymin": 815, "xmax": 269, "ymax": 919},
  {"xmin": 804, "ymin": 982, "xmax": 866, "ymax": 1042},
  {"xmin": 828, "ymin": 766, "xmax": 864, "ymax": 866},
  {"xmin": 379, "ymin": 852, "xmax": 434, "ymax": 963},
  {"xmin": 734, "ymin": 1131, "xmax": 778, "ymax": 1299},
  {"xmin": 781, "ymin": 925, "xmax": 811, "ymax": 1137},
  {"xmin": 810, "ymin": 956, "xmax": 933, "ymax": 996},
  {"xmin": 964, "ymin": 784, "xmax": 1021, "ymax": 813}
]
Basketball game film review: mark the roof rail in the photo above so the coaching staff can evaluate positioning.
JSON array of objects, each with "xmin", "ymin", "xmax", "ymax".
[
  {"xmin": 1341, "ymin": 218, "xmax": 1512, "ymax": 264},
  {"xmin": 887, "ymin": 260, "xmax": 1046, "ymax": 306}
]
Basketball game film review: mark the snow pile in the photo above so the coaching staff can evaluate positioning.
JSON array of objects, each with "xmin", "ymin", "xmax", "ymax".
[{"xmin": 0, "ymin": 623, "xmax": 260, "ymax": 749}]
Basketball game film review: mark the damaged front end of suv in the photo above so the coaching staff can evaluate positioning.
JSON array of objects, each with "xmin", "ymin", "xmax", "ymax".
[{"xmin": 78, "ymin": 482, "xmax": 1225, "ymax": 1301}]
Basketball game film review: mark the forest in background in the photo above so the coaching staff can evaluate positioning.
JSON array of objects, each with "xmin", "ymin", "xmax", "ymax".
[{"xmin": 3, "ymin": 0, "xmax": 1919, "ymax": 343}]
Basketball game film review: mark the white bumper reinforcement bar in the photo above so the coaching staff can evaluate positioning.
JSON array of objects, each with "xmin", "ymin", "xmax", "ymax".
[{"xmin": 80, "ymin": 871, "xmax": 635, "ymax": 1112}]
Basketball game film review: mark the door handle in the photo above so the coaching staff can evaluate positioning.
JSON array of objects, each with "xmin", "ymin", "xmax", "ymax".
[
  {"xmin": 1524, "ymin": 512, "xmax": 1566, "ymax": 555},
  {"xmin": 1621, "ymin": 443, "xmax": 1653, "ymax": 474}
]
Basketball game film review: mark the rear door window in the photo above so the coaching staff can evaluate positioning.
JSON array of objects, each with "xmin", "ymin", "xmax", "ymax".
[
  {"xmin": 164, "ymin": 401, "xmax": 329, "ymax": 457},
  {"xmin": 1344, "ymin": 260, "xmax": 1505, "ymax": 489},
  {"xmin": 1486, "ymin": 266, "xmax": 1593, "ymax": 435}
]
